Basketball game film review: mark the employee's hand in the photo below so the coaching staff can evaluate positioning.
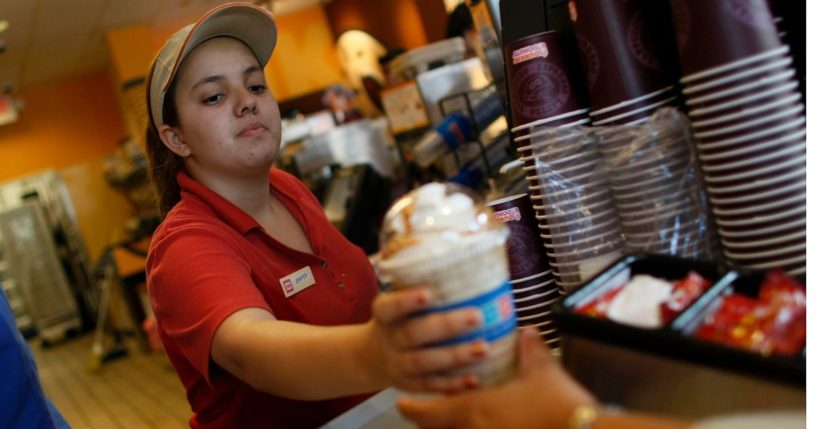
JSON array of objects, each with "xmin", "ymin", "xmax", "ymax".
[
  {"xmin": 397, "ymin": 327, "xmax": 598, "ymax": 429},
  {"xmin": 367, "ymin": 288, "xmax": 488, "ymax": 393}
]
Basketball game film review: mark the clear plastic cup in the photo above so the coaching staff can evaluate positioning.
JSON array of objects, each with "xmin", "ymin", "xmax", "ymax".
[{"xmin": 376, "ymin": 183, "xmax": 517, "ymax": 387}]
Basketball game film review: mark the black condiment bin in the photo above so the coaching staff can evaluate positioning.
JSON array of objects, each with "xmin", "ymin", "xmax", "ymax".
[{"xmin": 552, "ymin": 254, "xmax": 805, "ymax": 418}]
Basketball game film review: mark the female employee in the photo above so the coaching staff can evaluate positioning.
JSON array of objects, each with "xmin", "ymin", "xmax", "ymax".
[{"xmin": 144, "ymin": 4, "xmax": 487, "ymax": 428}]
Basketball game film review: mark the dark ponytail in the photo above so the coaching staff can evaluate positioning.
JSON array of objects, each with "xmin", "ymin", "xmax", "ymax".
[{"xmin": 145, "ymin": 66, "xmax": 184, "ymax": 219}]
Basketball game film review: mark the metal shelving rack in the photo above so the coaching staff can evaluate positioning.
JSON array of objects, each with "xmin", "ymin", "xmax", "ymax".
[
  {"xmin": 437, "ymin": 82, "xmax": 513, "ymax": 185},
  {"xmin": 387, "ymin": 82, "xmax": 514, "ymax": 192}
]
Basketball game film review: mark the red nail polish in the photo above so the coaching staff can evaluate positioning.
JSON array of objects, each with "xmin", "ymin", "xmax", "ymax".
[
  {"xmin": 468, "ymin": 311, "xmax": 482, "ymax": 327},
  {"xmin": 471, "ymin": 342, "xmax": 487, "ymax": 357}
]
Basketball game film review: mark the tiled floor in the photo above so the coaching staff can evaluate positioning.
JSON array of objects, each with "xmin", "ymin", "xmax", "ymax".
[{"xmin": 31, "ymin": 334, "xmax": 190, "ymax": 429}]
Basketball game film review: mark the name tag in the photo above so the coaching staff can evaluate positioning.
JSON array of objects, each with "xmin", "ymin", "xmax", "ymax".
[{"xmin": 279, "ymin": 266, "xmax": 316, "ymax": 298}]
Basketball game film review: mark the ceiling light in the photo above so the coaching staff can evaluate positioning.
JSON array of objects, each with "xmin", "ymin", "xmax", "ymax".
[{"xmin": 0, "ymin": 20, "xmax": 8, "ymax": 34}]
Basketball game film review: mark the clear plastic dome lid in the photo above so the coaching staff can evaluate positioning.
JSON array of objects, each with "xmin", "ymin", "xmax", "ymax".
[{"xmin": 378, "ymin": 182, "xmax": 508, "ymax": 268}]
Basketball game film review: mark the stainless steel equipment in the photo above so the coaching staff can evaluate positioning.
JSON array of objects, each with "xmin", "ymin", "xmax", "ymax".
[
  {"xmin": 294, "ymin": 118, "xmax": 397, "ymax": 179},
  {"xmin": 0, "ymin": 170, "xmax": 95, "ymax": 338},
  {"xmin": 0, "ymin": 201, "xmax": 82, "ymax": 343}
]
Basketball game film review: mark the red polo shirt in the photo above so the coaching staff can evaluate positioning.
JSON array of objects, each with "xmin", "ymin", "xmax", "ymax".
[{"xmin": 146, "ymin": 169, "xmax": 379, "ymax": 429}]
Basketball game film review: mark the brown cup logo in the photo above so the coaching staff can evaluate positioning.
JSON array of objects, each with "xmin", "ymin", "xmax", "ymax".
[
  {"xmin": 507, "ymin": 223, "xmax": 542, "ymax": 277},
  {"xmin": 726, "ymin": 0, "xmax": 774, "ymax": 29},
  {"xmin": 511, "ymin": 59, "xmax": 571, "ymax": 121},
  {"xmin": 628, "ymin": 11, "xmax": 660, "ymax": 69},
  {"xmin": 576, "ymin": 33, "xmax": 600, "ymax": 90}
]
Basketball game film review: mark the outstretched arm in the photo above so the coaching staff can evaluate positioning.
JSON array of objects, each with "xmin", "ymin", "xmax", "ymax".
[{"xmin": 211, "ymin": 287, "xmax": 489, "ymax": 400}]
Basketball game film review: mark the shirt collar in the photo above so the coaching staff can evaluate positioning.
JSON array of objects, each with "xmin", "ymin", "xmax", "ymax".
[
  {"xmin": 177, "ymin": 171, "xmax": 261, "ymax": 235},
  {"xmin": 175, "ymin": 171, "xmax": 324, "ymax": 257}
]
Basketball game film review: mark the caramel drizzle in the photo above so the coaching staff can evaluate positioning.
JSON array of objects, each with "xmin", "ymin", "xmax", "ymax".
[{"xmin": 381, "ymin": 199, "xmax": 417, "ymax": 259}]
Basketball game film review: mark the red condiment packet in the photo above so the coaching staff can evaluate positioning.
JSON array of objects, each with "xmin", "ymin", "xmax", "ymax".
[{"xmin": 695, "ymin": 270, "xmax": 805, "ymax": 356}]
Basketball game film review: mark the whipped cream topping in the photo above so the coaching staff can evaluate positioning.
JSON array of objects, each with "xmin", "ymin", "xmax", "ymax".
[
  {"xmin": 412, "ymin": 183, "xmax": 478, "ymax": 233},
  {"xmin": 387, "ymin": 183, "xmax": 481, "ymax": 236},
  {"xmin": 380, "ymin": 183, "xmax": 503, "ymax": 267}
]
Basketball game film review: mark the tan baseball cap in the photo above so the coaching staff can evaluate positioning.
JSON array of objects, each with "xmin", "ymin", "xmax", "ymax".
[{"xmin": 148, "ymin": 2, "xmax": 277, "ymax": 128}]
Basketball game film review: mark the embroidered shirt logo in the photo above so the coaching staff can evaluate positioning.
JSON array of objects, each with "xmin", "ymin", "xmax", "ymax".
[{"xmin": 282, "ymin": 279, "xmax": 294, "ymax": 294}]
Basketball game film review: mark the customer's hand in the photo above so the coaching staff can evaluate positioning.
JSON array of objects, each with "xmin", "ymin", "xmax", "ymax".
[
  {"xmin": 366, "ymin": 288, "xmax": 488, "ymax": 394},
  {"xmin": 397, "ymin": 327, "xmax": 597, "ymax": 429}
]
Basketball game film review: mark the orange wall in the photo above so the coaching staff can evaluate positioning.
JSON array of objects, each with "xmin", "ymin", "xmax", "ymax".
[
  {"xmin": 106, "ymin": 26, "xmax": 157, "ymax": 85},
  {"xmin": 60, "ymin": 156, "xmax": 136, "ymax": 264},
  {"xmin": 266, "ymin": 6, "xmax": 345, "ymax": 100},
  {"xmin": 325, "ymin": 0, "xmax": 433, "ymax": 49},
  {"xmin": 0, "ymin": 72, "xmax": 125, "ymax": 182},
  {"xmin": 415, "ymin": 0, "xmax": 449, "ymax": 43},
  {"xmin": 0, "ymin": 72, "xmax": 133, "ymax": 264}
]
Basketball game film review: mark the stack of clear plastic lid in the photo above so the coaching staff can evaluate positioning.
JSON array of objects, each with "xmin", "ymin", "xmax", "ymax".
[
  {"xmin": 522, "ymin": 126, "xmax": 624, "ymax": 292},
  {"xmin": 598, "ymin": 108, "xmax": 719, "ymax": 260}
]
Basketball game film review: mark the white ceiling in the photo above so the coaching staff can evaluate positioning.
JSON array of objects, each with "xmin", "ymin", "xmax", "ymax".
[{"xmin": 0, "ymin": 0, "xmax": 327, "ymax": 92}]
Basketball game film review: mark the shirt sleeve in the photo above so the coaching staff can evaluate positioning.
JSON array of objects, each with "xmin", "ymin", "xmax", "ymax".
[{"xmin": 147, "ymin": 224, "xmax": 272, "ymax": 385}]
